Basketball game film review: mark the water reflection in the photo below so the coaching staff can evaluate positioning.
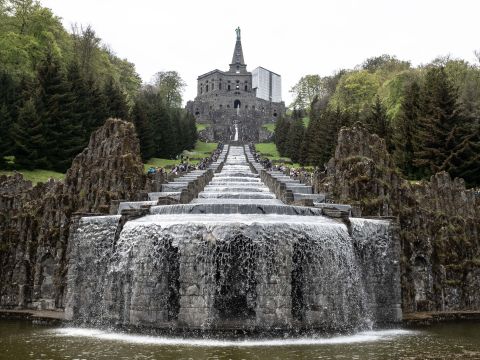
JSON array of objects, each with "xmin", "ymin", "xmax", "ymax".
[{"xmin": 1, "ymin": 321, "xmax": 480, "ymax": 359}]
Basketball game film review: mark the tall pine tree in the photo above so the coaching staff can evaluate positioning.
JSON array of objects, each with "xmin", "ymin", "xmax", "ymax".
[
  {"xmin": 131, "ymin": 100, "xmax": 154, "ymax": 160},
  {"xmin": 441, "ymin": 114, "xmax": 480, "ymax": 187},
  {"xmin": 414, "ymin": 67, "xmax": 460, "ymax": 177},
  {"xmin": 366, "ymin": 95, "xmax": 392, "ymax": 150},
  {"xmin": 274, "ymin": 116, "xmax": 291, "ymax": 157},
  {"xmin": 393, "ymin": 80, "xmax": 421, "ymax": 178},
  {"xmin": 104, "ymin": 78, "xmax": 129, "ymax": 120},
  {"xmin": 37, "ymin": 53, "xmax": 83, "ymax": 172},
  {"xmin": 285, "ymin": 118, "xmax": 305, "ymax": 163},
  {"xmin": 11, "ymin": 98, "xmax": 46, "ymax": 170}
]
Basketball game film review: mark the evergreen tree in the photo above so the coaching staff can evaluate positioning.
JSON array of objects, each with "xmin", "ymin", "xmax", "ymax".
[
  {"xmin": 298, "ymin": 136, "xmax": 309, "ymax": 166},
  {"xmin": 11, "ymin": 98, "xmax": 46, "ymax": 170},
  {"xmin": 67, "ymin": 62, "xmax": 90, "ymax": 144},
  {"xmin": 441, "ymin": 120, "xmax": 480, "ymax": 187},
  {"xmin": 132, "ymin": 100, "xmax": 154, "ymax": 160},
  {"xmin": 414, "ymin": 67, "xmax": 461, "ymax": 177},
  {"xmin": 366, "ymin": 95, "xmax": 391, "ymax": 149},
  {"xmin": 274, "ymin": 116, "xmax": 290, "ymax": 157},
  {"xmin": 183, "ymin": 111, "xmax": 198, "ymax": 150},
  {"xmin": 305, "ymin": 102, "xmax": 323, "ymax": 166},
  {"xmin": 0, "ymin": 103, "xmax": 12, "ymax": 167},
  {"xmin": 0, "ymin": 72, "xmax": 18, "ymax": 162},
  {"xmin": 84, "ymin": 77, "xmax": 108, "ymax": 134},
  {"xmin": 104, "ymin": 78, "xmax": 129, "ymax": 120},
  {"xmin": 285, "ymin": 118, "xmax": 305, "ymax": 163},
  {"xmin": 393, "ymin": 81, "xmax": 421, "ymax": 178},
  {"xmin": 306, "ymin": 105, "xmax": 340, "ymax": 167},
  {"xmin": 37, "ymin": 53, "xmax": 83, "ymax": 172}
]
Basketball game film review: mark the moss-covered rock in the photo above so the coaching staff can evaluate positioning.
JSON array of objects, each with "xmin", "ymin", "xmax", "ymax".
[
  {"xmin": 0, "ymin": 119, "xmax": 146, "ymax": 310},
  {"xmin": 315, "ymin": 123, "xmax": 480, "ymax": 313}
]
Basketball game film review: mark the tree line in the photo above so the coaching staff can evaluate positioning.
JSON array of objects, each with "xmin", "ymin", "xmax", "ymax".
[
  {"xmin": 277, "ymin": 55, "xmax": 480, "ymax": 187},
  {"xmin": 0, "ymin": 1, "xmax": 197, "ymax": 172},
  {"xmin": 132, "ymin": 74, "xmax": 197, "ymax": 161}
]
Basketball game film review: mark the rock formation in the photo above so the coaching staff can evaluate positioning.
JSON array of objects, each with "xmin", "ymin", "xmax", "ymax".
[
  {"xmin": 0, "ymin": 119, "xmax": 145, "ymax": 310},
  {"xmin": 315, "ymin": 123, "xmax": 480, "ymax": 313}
]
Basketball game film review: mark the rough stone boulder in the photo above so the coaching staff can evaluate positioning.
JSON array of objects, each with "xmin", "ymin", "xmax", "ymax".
[
  {"xmin": 0, "ymin": 118, "xmax": 146, "ymax": 310},
  {"xmin": 318, "ymin": 123, "xmax": 403, "ymax": 217},
  {"xmin": 315, "ymin": 123, "xmax": 480, "ymax": 314},
  {"xmin": 65, "ymin": 118, "xmax": 145, "ymax": 213}
]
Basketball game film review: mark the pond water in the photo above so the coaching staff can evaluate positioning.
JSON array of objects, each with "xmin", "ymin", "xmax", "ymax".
[{"xmin": 0, "ymin": 320, "xmax": 479, "ymax": 359}]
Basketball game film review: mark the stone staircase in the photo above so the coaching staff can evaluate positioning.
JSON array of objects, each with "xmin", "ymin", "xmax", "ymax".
[{"xmin": 247, "ymin": 144, "xmax": 351, "ymax": 216}]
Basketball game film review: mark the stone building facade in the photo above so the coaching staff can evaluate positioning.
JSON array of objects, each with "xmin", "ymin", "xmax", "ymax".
[{"xmin": 186, "ymin": 28, "xmax": 285, "ymax": 142}]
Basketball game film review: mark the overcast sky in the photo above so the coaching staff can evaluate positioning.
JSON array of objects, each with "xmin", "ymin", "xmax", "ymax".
[{"xmin": 40, "ymin": 0, "xmax": 480, "ymax": 106}]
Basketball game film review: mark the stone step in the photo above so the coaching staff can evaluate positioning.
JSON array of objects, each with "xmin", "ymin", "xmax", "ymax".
[
  {"xmin": 314, "ymin": 203, "xmax": 352, "ymax": 216},
  {"xmin": 148, "ymin": 192, "xmax": 181, "ymax": 201},
  {"xmin": 285, "ymin": 184, "xmax": 312, "ymax": 194},
  {"xmin": 117, "ymin": 200, "xmax": 157, "ymax": 214}
]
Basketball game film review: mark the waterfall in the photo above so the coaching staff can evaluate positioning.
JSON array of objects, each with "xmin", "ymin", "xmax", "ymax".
[
  {"xmin": 234, "ymin": 124, "xmax": 239, "ymax": 141},
  {"xmin": 65, "ymin": 146, "xmax": 402, "ymax": 332}
]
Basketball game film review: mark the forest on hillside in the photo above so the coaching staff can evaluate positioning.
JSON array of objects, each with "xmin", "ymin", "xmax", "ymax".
[
  {"xmin": 0, "ymin": 0, "xmax": 196, "ymax": 173},
  {"xmin": 277, "ymin": 55, "xmax": 480, "ymax": 187}
]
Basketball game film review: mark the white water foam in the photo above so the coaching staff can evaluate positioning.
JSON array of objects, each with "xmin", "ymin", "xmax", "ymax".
[{"xmin": 52, "ymin": 328, "xmax": 416, "ymax": 347}]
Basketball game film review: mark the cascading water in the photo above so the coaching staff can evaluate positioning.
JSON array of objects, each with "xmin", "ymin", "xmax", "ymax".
[
  {"xmin": 234, "ymin": 124, "xmax": 239, "ymax": 141},
  {"xmin": 65, "ymin": 146, "xmax": 402, "ymax": 332}
]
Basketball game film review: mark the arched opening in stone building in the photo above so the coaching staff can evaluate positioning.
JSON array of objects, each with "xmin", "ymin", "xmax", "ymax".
[{"xmin": 234, "ymin": 99, "xmax": 241, "ymax": 115}]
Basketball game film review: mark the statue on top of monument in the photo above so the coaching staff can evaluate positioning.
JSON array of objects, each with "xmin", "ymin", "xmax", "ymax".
[{"xmin": 236, "ymin": 27, "xmax": 241, "ymax": 40}]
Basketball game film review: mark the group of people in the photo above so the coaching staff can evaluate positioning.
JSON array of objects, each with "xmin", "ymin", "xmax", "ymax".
[
  {"xmin": 146, "ymin": 143, "xmax": 225, "ymax": 176},
  {"xmin": 249, "ymin": 144, "xmax": 272, "ymax": 169},
  {"xmin": 248, "ymin": 143, "xmax": 314, "ymax": 182}
]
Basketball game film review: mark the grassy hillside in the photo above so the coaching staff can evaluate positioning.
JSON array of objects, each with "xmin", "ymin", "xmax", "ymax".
[
  {"xmin": 255, "ymin": 143, "xmax": 295, "ymax": 164},
  {"xmin": 0, "ymin": 169, "xmax": 65, "ymax": 184},
  {"xmin": 144, "ymin": 141, "xmax": 218, "ymax": 171},
  {"xmin": 196, "ymin": 123, "xmax": 209, "ymax": 132},
  {"xmin": 262, "ymin": 123, "xmax": 275, "ymax": 133}
]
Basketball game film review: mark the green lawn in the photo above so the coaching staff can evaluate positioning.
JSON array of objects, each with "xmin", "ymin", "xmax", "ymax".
[
  {"xmin": 144, "ymin": 141, "xmax": 218, "ymax": 171},
  {"xmin": 191, "ymin": 140, "xmax": 218, "ymax": 154},
  {"xmin": 255, "ymin": 142, "xmax": 281, "ymax": 158},
  {"xmin": 254, "ymin": 142, "xmax": 313, "ymax": 169},
  {"xmin": 255, "ymin": 142, "xmax": 296, "ymax": 164},
  {"xmin": 143, "ymin": 158, "xmax": 183, "ymax": 171},
  {"xmin": 262, "ymin": 118, "xmax": 308, "ymax": 134},
  {"xmin": 196, "ymin": 123, "xmax": 209, "ymax": 132},
  {"xmin": 262, "ymin": 123, "xmax": 275, "ymax": 133},
  {"xmin": 0, "ymin": 169, "xmax": 65, "ymax": 184},
  {"xmin": 303, "ymin": 116, "xmax": 310, "ymax": 128}
]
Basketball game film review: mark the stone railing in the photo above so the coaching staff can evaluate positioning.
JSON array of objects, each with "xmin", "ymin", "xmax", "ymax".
[{"xmin": 259, "ymin": 169, "xmax": 294, "ymax": 204}]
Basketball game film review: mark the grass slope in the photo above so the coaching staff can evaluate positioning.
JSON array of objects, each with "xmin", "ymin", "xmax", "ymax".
[
  {"xmin": 0, "ymin": 169, "xmax": 65, "ymax": 184},
  {"xmin": 144, "ymin": 141, "xmax": 218, "ymax": 171},
  {"xmin": 196, "ymin": 123, "xmax": 209, "ymax": 132},
  {"xmin": 303, "ymin": 116, "xmax": 310, "ymax": 127},
  {"xmin": 262, "ymin": 123, "xmax": 275, "ymax": 133},
  {"xmin": 254, "ymin": 142, "xmax": 298, "ymax": 165}
]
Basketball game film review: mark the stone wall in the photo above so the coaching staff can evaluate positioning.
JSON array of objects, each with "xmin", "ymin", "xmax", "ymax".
[
  {"xmin": 186, "ymin": 99, "xmax": 284, "ymax": 142},
  {"xmin": 0, "ymin": 119, "xmax": 146, "ymax": 310},
  {"xmin": 314, "ymin": 123, "xmax": 480, "ymax": 313}
]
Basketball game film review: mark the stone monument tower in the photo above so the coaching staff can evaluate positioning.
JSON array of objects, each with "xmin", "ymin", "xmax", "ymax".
[{"xmin": 186, "ymin": 27, "xmax": 285, "ymax": 142}]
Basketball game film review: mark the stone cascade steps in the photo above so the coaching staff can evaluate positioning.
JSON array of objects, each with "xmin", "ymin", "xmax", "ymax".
[
  {"xmin": 116, "ymin": 146, "xmax": 230, "ymax": 214},
  {"xmin": 194, "ymin": 146, "xmax": 281, "ymax": 206},
  {"xmin": 246, "ymin": 145, "xmax": 352, "ymax": 213},
  {"xmin": 145, "ymin": 145, "xmax": 334, "ymax": 215},
  {"xmin": 148, "ymin": 146, "xmax": 230, "ymax": 200},
  {"xmin": 245, "ymin": 145, "xmax": 330, "ymax": 205}
]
